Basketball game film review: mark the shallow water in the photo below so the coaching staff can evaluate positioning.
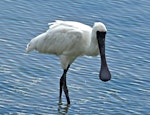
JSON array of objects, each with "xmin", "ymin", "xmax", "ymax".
[{"xmin": 0, "ymin": 0, "xmax": 150, "ymax": 114}]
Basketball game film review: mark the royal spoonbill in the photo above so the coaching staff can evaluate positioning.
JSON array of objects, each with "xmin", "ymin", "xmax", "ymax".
[{"xmin": 26, "ymin": 20, "xmax": 111, "ymax": 104}]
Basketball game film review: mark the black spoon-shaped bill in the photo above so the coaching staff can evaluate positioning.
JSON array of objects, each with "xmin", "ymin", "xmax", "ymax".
[{"xmin": 97, "ymin": 31, "xmax": 111, "ymax": 82}]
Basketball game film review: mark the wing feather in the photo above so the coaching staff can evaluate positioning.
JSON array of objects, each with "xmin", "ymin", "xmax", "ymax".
[
  {"xmin": 35, "ymin": 25, "xmax": 86, "ymax": 56},
  {"xmin": 48, "ymin": 20, "xmax": 91, "ymax": 31},
  {"xmin": 27, "ymin": 20, "xmax": 91, "ymax": 56}
]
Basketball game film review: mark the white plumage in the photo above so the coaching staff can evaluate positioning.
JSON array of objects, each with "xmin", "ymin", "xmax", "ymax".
[
  {"xmin": 27, "ymin": 20, "xmax": 106, "ymax": 68},
  {"xmin": 26, "ymin": 20, "xmax": 111, "ymax": 104}
]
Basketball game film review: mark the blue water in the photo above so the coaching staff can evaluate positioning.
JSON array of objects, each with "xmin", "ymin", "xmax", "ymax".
[{"xmin": 0, "ymin": 0, "xmax": 150, "ymax": 114}]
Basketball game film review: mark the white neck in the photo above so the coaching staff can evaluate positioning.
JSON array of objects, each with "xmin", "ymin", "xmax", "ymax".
[{"xmin": 85, "ymin": 29, "xmax": 99, "ymax": 56}]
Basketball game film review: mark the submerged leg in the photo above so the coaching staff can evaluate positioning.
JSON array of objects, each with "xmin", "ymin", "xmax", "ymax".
[{"xmin": 59, "ymin": 65, "xmax": 70, "ymax": 104}]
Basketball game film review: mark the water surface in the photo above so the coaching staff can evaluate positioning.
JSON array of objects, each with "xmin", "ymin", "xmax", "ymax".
[{"xmin": 0, "ymin": 0, "xmax": 150, "ymax": 114}]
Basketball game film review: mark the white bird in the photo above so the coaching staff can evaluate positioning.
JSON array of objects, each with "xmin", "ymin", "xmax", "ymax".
[{"xmin": 26, "ymin": 20, "xmax": 111, "ymax": 104}]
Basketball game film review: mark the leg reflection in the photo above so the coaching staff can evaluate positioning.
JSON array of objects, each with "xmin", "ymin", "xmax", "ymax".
[{"xmin": 58, "ymin": 104, "xmax": 70, "ymax": 114}]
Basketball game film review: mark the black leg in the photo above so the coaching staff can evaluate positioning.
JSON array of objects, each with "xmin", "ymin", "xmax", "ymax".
[
  {"xmin": 63, "ymin": 74, "xmax": 70, "ymax": 104},
  {"xmin": 59, "ymin": 76, "xmax": 63, "ymax": 104},
  {"xmin": 59, "ymin": 65, "xmax": 70, "ymax": 104}
]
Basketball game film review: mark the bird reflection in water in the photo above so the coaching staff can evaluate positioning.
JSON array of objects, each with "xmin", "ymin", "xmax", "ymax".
[{"xmin": 58, "ymin": 104, "xmax": 70, "ymax": 114}]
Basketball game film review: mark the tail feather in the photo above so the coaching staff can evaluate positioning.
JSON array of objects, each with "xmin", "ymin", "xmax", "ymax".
[
  {"xmin": 26, "ymin": 32, "xmax": 47, "ymax": 53},
  {"xmin": 26, "ymin": 42, "xmax": 32, "ymax": 53}
]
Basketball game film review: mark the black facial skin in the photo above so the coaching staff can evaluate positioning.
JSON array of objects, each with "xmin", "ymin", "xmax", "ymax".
[{"xmin": 97, "ymin": 31, "xmax": 111, "ymax": 82}]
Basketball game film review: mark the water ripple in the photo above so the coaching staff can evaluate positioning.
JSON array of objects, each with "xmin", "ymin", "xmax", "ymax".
[{"xmin": 0, "ymin": 0, "xmax": 150, "ymax": 114}]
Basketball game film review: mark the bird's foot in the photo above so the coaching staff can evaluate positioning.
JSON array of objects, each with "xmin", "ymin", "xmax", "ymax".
[{"xmin": 58, "ymin": 99, "xmax": 63, "ymax": 105}]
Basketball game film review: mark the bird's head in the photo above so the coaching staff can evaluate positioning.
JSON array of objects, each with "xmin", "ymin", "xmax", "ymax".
[{"xmin": 93, "ymin": 22, "xmax": 111, "ymax": 82}]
